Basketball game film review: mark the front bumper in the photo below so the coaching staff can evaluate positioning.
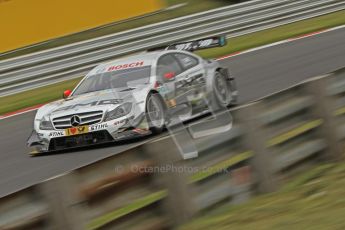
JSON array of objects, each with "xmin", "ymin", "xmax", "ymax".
[
  {"xmin": 27, "ymin": 114, "xmax": 150, "ymax": 154},
  {"xmin": 49, "ymin": 130, "xmax": 113, "ymax": 151}
]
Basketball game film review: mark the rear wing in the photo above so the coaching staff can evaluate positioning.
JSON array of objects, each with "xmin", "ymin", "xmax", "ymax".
[{"xmin": 149, "ymin": 36, "xmax": 227, "ymax": 52}]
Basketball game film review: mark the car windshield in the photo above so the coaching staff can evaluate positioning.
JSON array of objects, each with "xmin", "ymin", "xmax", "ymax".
[{"xmin": 73, "ymin": 66, "xmax": 151, "ymax": 96}]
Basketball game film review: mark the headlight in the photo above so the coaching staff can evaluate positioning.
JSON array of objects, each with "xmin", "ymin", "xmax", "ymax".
[
  {"xmin": 104, "ymin": 103, "xmax": 132, "ymax": 122},
  {"xmin": 39, "ymin": 116, "xmax": 54, "ymax": 130}
]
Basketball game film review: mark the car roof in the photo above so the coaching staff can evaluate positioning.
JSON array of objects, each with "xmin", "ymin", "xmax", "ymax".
[
  {"xmin": 87, "ymin": 50, "xmax": 192, "ymax": 75},
  {"xmin": 88, "ymin": 52, "xmax": 162, "ymax": 75}
]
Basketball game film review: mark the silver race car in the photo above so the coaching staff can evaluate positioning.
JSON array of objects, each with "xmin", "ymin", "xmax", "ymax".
[{"xmin": 27, "ymin": 37, "xmax": 238, "ymax": 155}]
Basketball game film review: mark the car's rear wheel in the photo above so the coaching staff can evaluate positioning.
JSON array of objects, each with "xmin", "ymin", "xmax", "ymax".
[
  {"xmin": 146, "ymin": 93, "xmax": 166, "ymax": 134},
  {"xmin": 212, "ymin": 71, "xmax": 233, "ymax": 110}
]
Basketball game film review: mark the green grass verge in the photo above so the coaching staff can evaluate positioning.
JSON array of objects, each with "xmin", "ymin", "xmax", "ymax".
[
  {"xmin": 180, "ymin": 162, "xmax": 345, "ymax": 230},
  {"xmin": 196, "ymin": 10, "xmax": 345, "ymax": 58},
  {"xmin": 0, "ymin": 0, "xmax": 231, "ymax": 60},
  {"xmin": 267, "ymin": 119, "xmax": 323, "ymax": 147},
  {"xmin": 0, "ymin": 10, "xmax": 344, "ymax": 115},
  {"xmin": 0, "ymin": 78, "xmax": 81, "ymax": 115},
  {"xmin": 189, "ymin": 151, "xmax": 253, "ymax": 183},
  {"xmin": 87, "ymin": 190, "xmax": 167, "ymax": 230}
]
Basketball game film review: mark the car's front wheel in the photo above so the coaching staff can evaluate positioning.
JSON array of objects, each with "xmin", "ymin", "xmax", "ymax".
[{"xmin": 146, "ymin": 93, "xmax": 166, "ymax": 134}]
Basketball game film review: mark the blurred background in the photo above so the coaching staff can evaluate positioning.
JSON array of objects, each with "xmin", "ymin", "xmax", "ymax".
[{"xmin": 0, "ymin": 0, "xmax": 249, "ymax": 55}]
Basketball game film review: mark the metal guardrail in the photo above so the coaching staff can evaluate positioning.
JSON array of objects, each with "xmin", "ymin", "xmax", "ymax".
[
  {"xmin": 0, "ymin": 0, "xmax": 344, "ymax": 97},
  {"xmin": 1, "ymin": 67, "xmax": 345, "ymax": 230}
]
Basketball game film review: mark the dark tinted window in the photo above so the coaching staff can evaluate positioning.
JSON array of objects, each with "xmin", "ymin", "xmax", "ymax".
[
  {"xmin": 73, "ymin": 66, "xmax": 151, "ymax": 96},
  {"xmin": 175, "ymin": 53, "xmax": 199, "ymax": 70},
  {"xmin": 157, "ymin": 55, "xmax": 182, "ymax": 78}
]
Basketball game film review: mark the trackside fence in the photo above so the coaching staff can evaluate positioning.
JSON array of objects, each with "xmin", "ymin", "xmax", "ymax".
[{"xmin": 0, "ymin": 67, "xmax": 345, "ymax": 229}]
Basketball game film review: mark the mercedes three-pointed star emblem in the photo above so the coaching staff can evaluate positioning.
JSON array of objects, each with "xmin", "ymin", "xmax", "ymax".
[{"xmin": 70, "ymin": 115, "xmax": 81, "ymax": 127}]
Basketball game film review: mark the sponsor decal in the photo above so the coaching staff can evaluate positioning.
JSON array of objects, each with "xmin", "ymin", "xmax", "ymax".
[
  {"xmin": 54, "ymin": 99, "xmax": 123, "ymax": 112},
  {"xmin": 114, "ymin": 118, "xmax": 127, "ymax": 126},
  {"xmin": 132, "ymin": 128, "xmax": 150, "ymax": 135},
  {"xmin": 90, "ymin": 123, "xmax": 108, "ymax": 131},
  {"xmin": 65, "ymin": 126, "xmax": 89, "ymax": 136},
  {"xmin": 49, "ymin": 131, "xmax": 65, "ymax": 138},
  {"xmin": 157, "ymin": 85, "xmax": 168, "ymax": 94},
  {"xmin": 176, "ymin": 74, "xmax": 203, "ymax": 88},
  {"xmin": 167, "ymin": 37, "xmax": 226, "ymax": 51},
  {"xmin": 187, "ymin": 92, "xmax": 205, "ymax": 104},
  {"xmin": 107, "ymin": 61, "xmax": 144, "ymax": 72},
  {"xmin": 166, "ymin": 99, "xmax": 177, "ymax": 107},
  {"xmin": 180, "ymin": 56, "xmax": 194, "ymax": 68}
]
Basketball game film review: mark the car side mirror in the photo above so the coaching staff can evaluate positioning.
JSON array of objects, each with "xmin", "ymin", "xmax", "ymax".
[
  {"xmin": 63, "ymin": 89, "xmax": 72, "ymax": 99},
  {"xmin": 164, "ymin": 72, "xmax": 176, "ymax": 81}
]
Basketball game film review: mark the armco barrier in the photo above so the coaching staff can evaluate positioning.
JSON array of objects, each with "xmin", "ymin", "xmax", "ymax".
[
  {"xmin": 1, "ymin": 67, "xmax": 345, "ymax": 229},
  {"xmin": 0, "ymin": 0, "xmax": 344, "ymax": 96}
]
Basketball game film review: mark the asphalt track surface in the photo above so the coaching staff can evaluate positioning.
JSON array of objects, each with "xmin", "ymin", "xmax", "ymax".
[{"xmin": 0, "ymin": 27, "xmax": 344, "ymax": 198}]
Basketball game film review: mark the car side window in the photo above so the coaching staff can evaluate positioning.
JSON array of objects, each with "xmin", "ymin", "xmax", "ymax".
[
  {"xmin": 174, "ymin": 53, "xmax": 199, "ymax": 70},
  {"xmin": 157, "ymin": 54, "xmax": 182, "ymax": 79}
]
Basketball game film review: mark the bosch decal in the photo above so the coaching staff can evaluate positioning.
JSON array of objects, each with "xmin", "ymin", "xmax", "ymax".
[{"xmin": 107, "ymin": 61, "xmax": 144, "ymax": 72}]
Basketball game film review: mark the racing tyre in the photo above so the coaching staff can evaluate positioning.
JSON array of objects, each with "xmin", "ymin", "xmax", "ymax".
[
  {"xmin": 211, "ymin": 71, "xmax": 233, "ymax": 111},
  {"xmin": 146, "ymin": 93, "xmax": 166, "ymax": 134}
]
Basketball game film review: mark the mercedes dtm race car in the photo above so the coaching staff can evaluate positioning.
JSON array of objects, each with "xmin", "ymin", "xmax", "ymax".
[{"xmin": 27, "ymin": 36, "xmax": 238, "ymax": 155}]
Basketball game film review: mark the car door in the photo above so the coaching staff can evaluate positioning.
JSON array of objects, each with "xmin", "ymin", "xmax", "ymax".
[
  {"xmin": 173, "ymin": 52, "xmax": 206, "ymax": 109},
  {"xmin": 156, "ymin": 54, "xmax": 190, "ymax": 113}
]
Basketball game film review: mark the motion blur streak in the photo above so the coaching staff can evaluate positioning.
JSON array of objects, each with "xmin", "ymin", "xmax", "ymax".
[{"xmin": 0, "ymin": 27, "xmax": 344, "ymax": 198}]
